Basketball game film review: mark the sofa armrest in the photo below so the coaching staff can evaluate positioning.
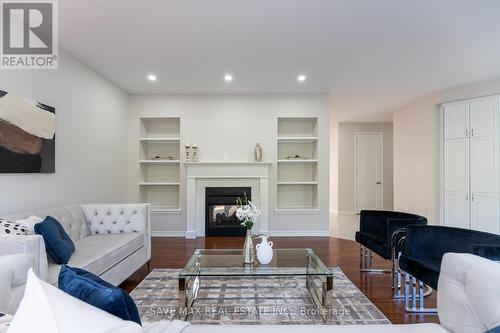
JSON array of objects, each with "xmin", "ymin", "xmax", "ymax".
[
  {"xmin": 80, "ymin": 204, "xmax": 151, "ymax": 260},
  {"xmin": 438, "ymin": 253, "xmax": 500, "ymax": 333},
  {"xmin": 0, "ymin": 236, "xmax": 47, "ymax": 281}
]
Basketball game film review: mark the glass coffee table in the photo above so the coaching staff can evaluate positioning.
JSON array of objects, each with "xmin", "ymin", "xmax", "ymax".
[{"xmin": 178, "ymin": 248, "xmax": 333, "ymax": 321}]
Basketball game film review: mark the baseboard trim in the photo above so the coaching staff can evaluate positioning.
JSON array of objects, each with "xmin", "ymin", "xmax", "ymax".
[
  {"xmin": 338, "ymin": 211, "xmax": 357, "ymax": 215},
  {"xmin": 152, "ymin": 230, "xmax": 331, "ymax": 237},
  {"xmin": 151, "ymin": 231, "xmax": 186, "ymax": 237},
  {"xmin": 268, "ymin": 230, "xmax": 330, "ymax": 237}
]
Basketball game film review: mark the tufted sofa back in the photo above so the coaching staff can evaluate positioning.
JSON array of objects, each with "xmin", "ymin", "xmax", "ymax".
[
  {"xmin": 4, "ymin": 205, "xmax": 91, "ymax": 243},
  {"xmin": 80, "ymin": 204, "xmax": 148, "ymax": 236}
]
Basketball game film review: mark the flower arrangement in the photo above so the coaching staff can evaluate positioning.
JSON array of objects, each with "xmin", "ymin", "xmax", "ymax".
[{"xmin": 235, "ymin": 193, "xmax": 260, "ymax": 230}]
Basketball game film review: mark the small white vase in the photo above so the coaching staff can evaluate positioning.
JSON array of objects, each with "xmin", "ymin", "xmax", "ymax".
[{"xmin": 256, "ymin": 235, "xmax": 273, "ymax": 265}]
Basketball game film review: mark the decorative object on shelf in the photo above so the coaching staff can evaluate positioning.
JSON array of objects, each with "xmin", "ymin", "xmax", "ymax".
[
  {"xmin": 149, "ymin": 156, "xmax": 174, "ymax": 160},
  {"xmin": 254, "ymin": 143, "xmax": 262, "ymax": 162},
  {"xmin": 236, "ymin": 193, "xmax": 261, "ymax": 264},
  {"xmin": 0, "ymin": 89, "xmax": 56, "ymax": 173},
  {"xmin": 256, "ymin": 235, "xmax": 273, "ymax": 265},
  {"xmin": 184, "ymin": 143, "xmax": 191, "ymax": 161},
  {"xmin": 191, "ymin": 144, "xmax": 199, "ymax": 162},
  {"xmin": 286, "ymin": 154, "xmax": 308, "ymax": 160}
]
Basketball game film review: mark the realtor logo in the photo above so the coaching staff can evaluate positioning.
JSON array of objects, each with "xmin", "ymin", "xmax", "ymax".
[{"xmin": 1, "ymin": 1, "xmax": 58, "ymax": 69}]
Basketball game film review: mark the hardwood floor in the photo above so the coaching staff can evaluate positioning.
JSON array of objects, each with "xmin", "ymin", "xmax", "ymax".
[{"xmin": 120, "ymin": 236, "xmax": 439, "ymax": 325}]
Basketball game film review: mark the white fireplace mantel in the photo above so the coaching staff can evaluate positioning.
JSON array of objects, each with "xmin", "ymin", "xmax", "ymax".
[{"xmin": 184, "ymin": 162, "xmax": 272, "ymax": 239}]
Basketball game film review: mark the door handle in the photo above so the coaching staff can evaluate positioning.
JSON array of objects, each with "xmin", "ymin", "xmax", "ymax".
[{"xmin": 376, "ymin": 182, "xmax": 382, "ymax": 185}]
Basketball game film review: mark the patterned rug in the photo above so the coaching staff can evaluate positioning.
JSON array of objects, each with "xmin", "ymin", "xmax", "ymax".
[{"xmin": 131, "ymin": 267, "xmax": 391, "ymax": 325}]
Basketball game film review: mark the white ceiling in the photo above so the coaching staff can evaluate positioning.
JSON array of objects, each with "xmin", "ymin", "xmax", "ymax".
[{"xmin": 59, "ymin": 0, "xmax": 500, "ymax": 122}]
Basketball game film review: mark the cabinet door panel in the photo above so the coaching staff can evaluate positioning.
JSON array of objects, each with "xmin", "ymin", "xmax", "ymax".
[
  {"xmin": 470, "ymin": 137, "xmax": 498, "ymax": 193},
  {"xmin": 470, "ymin": 98, "xmax": 498, "ymax": 137},
  {"xmin": 444, "ymin": 139, "xmax": 469, "ymax": 192},
  {"xmin": 471, "ymin": 193, "xmax": 499, "ymax": 234},
  {"xmin": 444, "ymin": 103, "xmax": 469, "ymax": 139},
  {"xmin": 444, "ymin": 192, "xmax": 469, "ymax": 229}
]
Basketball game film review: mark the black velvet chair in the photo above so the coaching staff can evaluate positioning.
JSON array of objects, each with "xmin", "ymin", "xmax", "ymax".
[
  {"xmin": 399, "ymin": 225, "xmax": 500, "ymax": 313},
  {"xmin": 355, "ymin": 210, "xmax": 428, "ymax": 297}
]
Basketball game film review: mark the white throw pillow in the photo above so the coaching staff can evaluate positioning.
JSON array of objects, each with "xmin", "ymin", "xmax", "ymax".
[
  {"xmin": 0, "ymin": 220, "xmax": 26, "ymax": 236},
  {"xmin": 8, "ymin": 269, "xmax": 143, "ymax": 333},
  {"xmin": 14, "ymin": 216, "xmax": 43, "ymax": 235}
]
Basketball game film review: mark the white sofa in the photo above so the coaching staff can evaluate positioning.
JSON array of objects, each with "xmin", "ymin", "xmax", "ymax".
[
  {"xmin": 0, "ymin": 204, "xmax": 151, "ymax": 286},
  {"xmin": 2, "ymin": 252, "xmax": 499, "ymax": 333}
]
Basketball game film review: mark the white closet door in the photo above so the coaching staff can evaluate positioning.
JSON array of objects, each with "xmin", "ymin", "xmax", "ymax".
[
  {"xmin": 444, "ymin": 103, "xmax": 469, "ymax": 139},
  {"xmin": 443, "ymin": 103, "xmax": 469, "ymax": 228},
  {"xmin": 444, "ymin": 139, "xmax": 469, "ymax": 192},
  {"xmin": 470, "ymin": 137, "xmax": 498, "ymax": 193},
  {"xmin": 444, "ymin": 192, "xmax": 470, "ymax": 229},
  {"xmin": 470, "ymin": 98, "xmax": 498, "ymax": 137},
  {"xmin": 471, "ymin": 193, "xmax": 500, "ymax": 234}
]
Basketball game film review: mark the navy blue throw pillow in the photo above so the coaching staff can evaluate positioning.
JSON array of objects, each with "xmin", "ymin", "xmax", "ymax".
[
  {"xmin": 58, "ymin": 265, "xmax": 141, "ymax": 325},
  {"xmin": 34, "ymin": 216, "xmax": 75, "ymax": 264},
  {"xmin": 485, "ymin": 327, "xmax": 500, "ymax": 333}
]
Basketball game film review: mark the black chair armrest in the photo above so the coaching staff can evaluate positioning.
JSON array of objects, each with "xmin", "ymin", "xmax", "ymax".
[
  {"xmin": 472, "ymin": 244, "xmax": 500, "ymax": 261},
  {"xmin": 386, "ymin": 218, "xmax": 427, "ymax": 246}
]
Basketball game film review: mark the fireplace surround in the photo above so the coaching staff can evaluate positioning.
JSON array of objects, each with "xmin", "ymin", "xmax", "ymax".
[{"xmin": 184, "ymin": 162, "xmax": 271, "ymax": 238}]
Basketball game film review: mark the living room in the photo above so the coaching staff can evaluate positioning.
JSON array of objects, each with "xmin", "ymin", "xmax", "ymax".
[{"xmin": 1, "ymin": 1, "xmax": 500, "ymax": 332}]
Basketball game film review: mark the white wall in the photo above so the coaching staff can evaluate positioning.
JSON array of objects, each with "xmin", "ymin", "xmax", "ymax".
[
  {"xmin": 338, "ymin": 123, "xmax": 393, "ymax": 213},
  {"xmin": 393, "ymin": 77, "xmax": 500, "ymax": 224},
  {"xmin": 0, "ymin": 49, "xmax": 129, "ymax": 215},
  {"xmin": 128, "ymin": 94, "xmax": 330, "ymax": 235}
]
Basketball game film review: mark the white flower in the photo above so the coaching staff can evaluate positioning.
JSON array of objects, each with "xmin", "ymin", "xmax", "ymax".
[{"xmin": 236, "ymin": 200, "xmax": 260, "ymax": 224}]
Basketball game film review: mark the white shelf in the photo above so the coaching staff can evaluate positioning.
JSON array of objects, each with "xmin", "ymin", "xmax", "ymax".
[
  {"xmin": 277, "ymin": 137, "xmax": 318, "ymax": 142},
  {"xmin": 277, "ymin": 159, "xmax": 318, "ymax": 163},
  {"xmin": 139, "ymin": 138, "xmax": 180, "ymax": 143},
  {"xmin": 277, "ymin": 117, "xmax": 319, "ymax": 211},
  {"xmin": 275, "ymin": 208, "xmax": 320, "ymax": 214},
  {"xmin": 139, "ymin": 182, "xmax": 180, "ymax": 186},
  {"xmin": 151, "ymin": 207, "xmax": 182, "ymax": 213},
  {"xmin": 139, "ymin": 160, "xmax": 180, "ymax": 164},
  {"xmin": 277, "ymin": 181, "xmax": 318, "ymax": 185}
]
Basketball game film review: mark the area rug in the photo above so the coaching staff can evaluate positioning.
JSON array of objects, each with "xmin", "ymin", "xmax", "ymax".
[{"xmin": 130, "ymin": 267, "xmax": 391, "ymax": 325}]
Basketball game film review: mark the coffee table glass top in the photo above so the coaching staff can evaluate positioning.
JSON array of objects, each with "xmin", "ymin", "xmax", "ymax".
[{"xmin": 179, "ymin": 248, "xmax": 332, "ymax": 278}]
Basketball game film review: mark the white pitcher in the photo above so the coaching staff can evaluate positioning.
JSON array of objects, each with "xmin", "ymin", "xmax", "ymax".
[{"xmin": 256, "ymin": 235, "xmax": 273, "ymax": 265}]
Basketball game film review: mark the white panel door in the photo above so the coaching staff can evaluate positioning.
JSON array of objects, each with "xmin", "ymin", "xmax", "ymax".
[
  {"xmin": 470, "ymin": 137, "xmax": 498, "ymax": 193},
  {"xmin": 470, "ymin": 98, "xmax": 498, "ymax": 137},
  {"xmin": 355, "ymin": 133, "xmax": 383, "ymax": 211},
  {"xmin": 444, "ymin": 192, "xmax": 470, "ymax": 229},
  {"xmin": 444, "ymin": 103, "xmax": 469, "ymax": 139},
  {"xmin": 443, "ymin": 139, "xmax": 469, "ymax": 192},
  {"xmin": 471, "ymin": 193, "xmax": 499, "ymax": 234}
]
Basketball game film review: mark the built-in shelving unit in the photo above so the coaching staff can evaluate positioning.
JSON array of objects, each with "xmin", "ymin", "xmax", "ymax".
[
  {"xmin": 138, "ymin": 117, "xmax": 181, "ymax": 212},
  {"xmin": 276, "ymin": 117, "xmax": 319, "ymax": 212}
]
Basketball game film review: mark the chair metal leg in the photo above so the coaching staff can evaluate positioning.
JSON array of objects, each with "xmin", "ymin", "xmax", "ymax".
[
  {"xmin": 403, "ymin": 273, "xmax": 437, "ymax": 314},
  {"xmin": 360, "ymin": 245, "xmax": 391, "ymax": 274}
]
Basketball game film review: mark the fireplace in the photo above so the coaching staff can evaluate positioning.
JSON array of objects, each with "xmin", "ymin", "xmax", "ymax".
[{"xmin": 205, "ymin": 187, "xmax": 250, "ymax": 237}]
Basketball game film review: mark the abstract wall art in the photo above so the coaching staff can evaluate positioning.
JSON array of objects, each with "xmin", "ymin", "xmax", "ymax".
[{"xmin": 0, "ymin": 90, "xmax": 55, "ymax": 173}]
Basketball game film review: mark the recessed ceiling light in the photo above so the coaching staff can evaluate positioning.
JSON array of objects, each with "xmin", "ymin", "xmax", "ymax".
[
  {"xmin": 297, "ymin": 74, "xmax": 307, "ymax": 82},
  {"xmin": 147, "ymin": 74, "xmax": 157, "ymax": 82},
  {"xmin": 224, "ymin": 74, "xmax": 233, "ymax": 82}
]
